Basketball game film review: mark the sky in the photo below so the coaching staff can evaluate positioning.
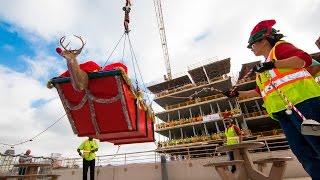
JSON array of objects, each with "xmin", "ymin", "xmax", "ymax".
[{"xmin": 0, "ymin": 0, "xmax": 320, "ymax": 157}]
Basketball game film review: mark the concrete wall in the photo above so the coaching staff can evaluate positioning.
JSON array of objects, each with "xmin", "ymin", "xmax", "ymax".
[{"xmin": 53, "ymin": 150, "xmax": 309, "ymax": 180}]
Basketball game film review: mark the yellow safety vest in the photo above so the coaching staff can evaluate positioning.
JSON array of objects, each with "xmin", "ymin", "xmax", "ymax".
[
  {"xmin": 225, "ymin": 126, "xmax": 239, "ymax": 145},
  {"xmin": 78, "ymin": 139, "xmax": 99, "ymax": 161},
  {"xmin": 256, "ymin": 41, "xmax": 320, "ymax": 115}
]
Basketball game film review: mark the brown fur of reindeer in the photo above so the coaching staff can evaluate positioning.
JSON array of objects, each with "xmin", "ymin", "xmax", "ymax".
[{"xmin": 56, "ymin": 36, "xmax": 89, "ymax": 91}]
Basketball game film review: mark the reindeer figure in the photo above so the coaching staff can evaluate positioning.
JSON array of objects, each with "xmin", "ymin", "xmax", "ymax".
[{"xmin": 56, "ymin": 36, "xmax": 90, "ymax": 91}]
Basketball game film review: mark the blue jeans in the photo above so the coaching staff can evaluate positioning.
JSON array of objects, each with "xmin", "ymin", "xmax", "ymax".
[
  {"xmin": 227, "ymin": 151, "xmax": 236, "ymax": 173},
  {"xmin": 273, "ymin": 97, "xmax": 320, "ymax": 179}
]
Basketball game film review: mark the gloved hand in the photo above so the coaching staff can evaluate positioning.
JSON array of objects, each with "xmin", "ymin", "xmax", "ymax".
[
  {"xmin": 253, "ymin": 60, "xmax": 275, "ymax": 73},
  {"xmin": 77, "ymin": 149, "xmax": 82, "ymax": 157},
  {"xmin": 90, "ymin": 149, "xmax": 96, "ymax": 153},
  {"xmin": 222, "ymin": 90, "xmax": 239, "ymax": 98}
]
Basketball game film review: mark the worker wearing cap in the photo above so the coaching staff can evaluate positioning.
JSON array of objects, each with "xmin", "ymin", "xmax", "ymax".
[
  {"xmin": 77, "ymin": 137, "xmax": 99, "ymax": 180},
  {"xmin": 224, "ymin": 19, "xmax": 320, "ymax": 178},
  {"xmin": 224, "ymin": 119, "xmax": 242, "ymax": 173}
]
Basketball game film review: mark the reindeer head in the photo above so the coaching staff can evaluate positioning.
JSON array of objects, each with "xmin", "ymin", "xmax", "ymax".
[{"xmin": 56, "ymin": 35, "xmax": 86, "ymax": 60}]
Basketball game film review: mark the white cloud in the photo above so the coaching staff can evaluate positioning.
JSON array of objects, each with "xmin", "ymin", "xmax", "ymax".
[
  {"xmin": 22, "ymin": 52, "xmax": 65, "ymax": 81},
  {"xmin": 0, "ymin": 0, "xmax": 320, "ymax": 157}
]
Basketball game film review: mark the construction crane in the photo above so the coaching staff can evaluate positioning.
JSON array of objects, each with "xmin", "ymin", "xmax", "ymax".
[{"xmin": 153, "ymin": 0, "xmax": 172, "ymax": 81}]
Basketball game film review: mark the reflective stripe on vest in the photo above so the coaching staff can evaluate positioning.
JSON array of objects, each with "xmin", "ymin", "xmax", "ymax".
[
  {"xmin": 225, "ymin": 126, "xmax": 239, "ymax": 145},
  {"xmin": 226, "ymin": 136, "xmax": 240, "ymax": 142},
  {"xmin": 260, "ymin": 70, "xmax": 312, "ymax": 97},
  {"xmin": 256, "ymin": 40, "xmax": 320, "ymax": 114}
]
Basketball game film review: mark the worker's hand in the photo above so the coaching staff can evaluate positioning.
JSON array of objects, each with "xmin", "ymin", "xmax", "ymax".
[
  {"xmin": 77, "ymin": 149, "xmax": 82, "ymax": 156},
  {"xmin": 222, "ymin": 90, "xmax": 239, "ymax": 98},
  {"xmin": 90, "ymin": 149, "xmax": 96, "ymax": 153},
  {"xmin": 316, "ymin": 36, "xmax": 320, "ymax": 49},
  {"xmin": 253, "ymin": 60, "xmax": 275, "ymax": 73}
]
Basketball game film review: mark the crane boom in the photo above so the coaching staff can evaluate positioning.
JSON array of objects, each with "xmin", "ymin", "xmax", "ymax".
[{"xmin": 153, "ymin": 0, "xmax": 172, "ymax": 80}]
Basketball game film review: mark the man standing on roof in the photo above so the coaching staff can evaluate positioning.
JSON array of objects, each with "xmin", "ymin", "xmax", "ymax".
[
  {"xmin": 18, "ymin": 149, "xmax": 32, "ymax": 179},
  {"xmin": 77, "ymin": 137, "xmax": 99, "ymax": 180},
  {"xmin": 224, "ymin": 119, "xmax": 242, "ymax": 173},
  {"xmin": 223, "ymin": 19, "xmax": 320, "ymax": 179}
]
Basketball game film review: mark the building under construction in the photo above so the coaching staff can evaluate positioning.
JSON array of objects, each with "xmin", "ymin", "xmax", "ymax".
[{"xmin": 147, "ymin": 54, "xmax": 320, "ymax": 159}]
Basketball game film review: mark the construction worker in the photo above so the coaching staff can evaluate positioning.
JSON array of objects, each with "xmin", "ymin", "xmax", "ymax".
[
  {"xmin": 224, "ymin": 20, "xmax": 320, "ymax": 179},
  {"xmin": 224, "ymin": 119, "xmax": 242, "ymax": 173},
  {"xmin": 123, "ymin": 0, "xmax": 131, "ymax": 33},
  {"xmin": 18, "ymin": 149, "xmax": 32, "ymax": 180},
  {"xmin": 77, "ymin": 137, "xmax": 99, "ymax": 180}
]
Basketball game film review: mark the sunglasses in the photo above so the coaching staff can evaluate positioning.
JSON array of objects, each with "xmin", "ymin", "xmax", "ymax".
[{"xmin": 248, "ymin": 38, "xmax": 264, "ymax": 49}]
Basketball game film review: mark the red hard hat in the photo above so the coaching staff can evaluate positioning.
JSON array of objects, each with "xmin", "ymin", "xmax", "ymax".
[{"xmin": 247, "ymin": 19, "xmax": 278, "ymax": 48}]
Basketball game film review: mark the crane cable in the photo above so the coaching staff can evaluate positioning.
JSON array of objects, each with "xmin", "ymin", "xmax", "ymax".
[
  {"xmin": 0, "ymin": 0, "xmax": 144, "ymax": 149},
  {"xmin": 0, "ymin": 113, "xmax": 66, "ymax": 148}
]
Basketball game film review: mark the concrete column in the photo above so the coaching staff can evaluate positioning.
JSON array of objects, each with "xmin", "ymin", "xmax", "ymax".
[
  {"xmin": 215, "ymin": 121, "xmax": 220, "ymax": 132},
  {"xmin": 192, "ymin": 126, "xmax": 196, "ymax": 136},
  {"xmin": 204, "ymin": 124, "xmax": 209, "ymax": 135}
]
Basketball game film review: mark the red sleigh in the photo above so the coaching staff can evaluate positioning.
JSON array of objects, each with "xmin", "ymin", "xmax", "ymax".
[{"xmin": 49, "ymin": 69, "xmax": 155, "ymax": 145}]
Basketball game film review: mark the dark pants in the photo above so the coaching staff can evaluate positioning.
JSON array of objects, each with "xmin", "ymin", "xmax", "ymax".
[
  {"xmin": 18, "ymin": 167, "xmax": 26, "ymax": 180},
  {"xmin": 83, "ymin": 158, "xmax": 95, "ymax": 180},
  {"xmin": 273, "ymin": 97, "xmax": 320, "ymax": 179},
  {"xmin": 227, "ymin": 151, "xmax": 236, "ymax": 173}
]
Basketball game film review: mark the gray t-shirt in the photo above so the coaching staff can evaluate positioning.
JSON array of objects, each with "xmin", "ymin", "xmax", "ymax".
[{"xmin": 18, "ymin": 154, "xmax": 32, "ymax": 163}]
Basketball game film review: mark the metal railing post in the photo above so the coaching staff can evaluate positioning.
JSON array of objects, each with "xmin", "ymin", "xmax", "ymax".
[
  {"xmin": 265, "ymin": 140, "xmax": 270, "ymax": 152},
  {"xmin": 96, "ymin": 156, "xmax": 99, "ymax": 166}
]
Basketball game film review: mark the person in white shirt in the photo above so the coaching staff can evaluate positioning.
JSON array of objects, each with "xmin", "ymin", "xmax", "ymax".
[{"xmin": 18, "ymin": 149, "xmax": 32, "ymax": 177}]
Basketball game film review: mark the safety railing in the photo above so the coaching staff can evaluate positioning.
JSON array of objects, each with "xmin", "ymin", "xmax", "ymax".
[
  {"xmin": 243, "ymin": 110, "xmax": 268, "ymax": 119},
  {"xmin": 158, "ymin": 135, "xmax": 289, "ymax": 159},
  {"xmin": 147, "ymin": 71, "xmax": 188, "ymax": 87},
  {"xmin": 154, "ymin": 76, "xmax": 226, "ymax": 99},
  {"xmin": 0, "ymin": 136, "xmax": 289, "ymax": 171},
  {"xmin": 252, "ymin": 129, "xmax": 284, "ymax": 137},
  {"xmin": 236, "ymin": 75, "xmax": 255, "ymax": 85},
  {"xmin": 154, "ymin": 83, "xmax": 194, "ymax": 98},
  {"xmin": 165, "ymin": 93, "xmax": 225, "ymax": 110},
  {"xmin": 156, "ymin": 116, "xmax": 203, "ymax": 130},
  {"xmin": 157, "ymin": 130, "xmax": 286, "ymax": 150},
  {"xmin": 158, "ymin": 143, "xmax": 219, "ymax": 160},
  {"xmin": 0, "ymin": 154, "xmax": 54, "ymax": 175},
  {"xmin": 238, "ymin": 96, "xmax": 262, "ymax": 102},
  {"xmin": 54, "ymin": 150, "xmax": 161, "ymax": 169},
  {"xmin": 187, "ymin": 57, "xmax": 219, "ymax": 70},
  {"xmin": 156, "ymin": 109, "xmax": 242, "ymax": 131}
]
